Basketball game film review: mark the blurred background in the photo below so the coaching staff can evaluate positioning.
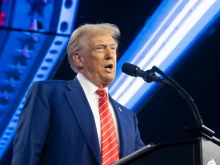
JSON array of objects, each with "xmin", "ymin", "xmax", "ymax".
[{"xmin": 0, "ymin": 0, "xmax": 220, "ymax": 164}]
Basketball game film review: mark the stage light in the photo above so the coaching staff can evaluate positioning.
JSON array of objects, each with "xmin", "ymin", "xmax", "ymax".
[
  {"xmin": 28, "ymin": 0, "xmax": 49, "ymax": 17},
  {"xmin": 5, "ymin": 65, "xmax": 22, "ymax": 80},
  {"xmin": 30, "ymin": 19, "xmax": 43, "ymax": 31},
  {"xmin": 0, "ymin": 93, "xmax": 9, "ymax": 105},
  {"xmin": 0, "ymin": 12, "xmax": 6, "ymax": 26},
  {"xmin": 0, "ymin": 80, "xmax": 15, "ymax": 93},
  {"xmin": 0, "ymin": 0, "xmax": 78, "ymax": 159},
  {"xmin": 110, "ymin": 0, "xmax": 220, "ymax": 110},
  {"xmin": 12, "ymin": 51, "xmax": 30, "ymax": 66},
  {"xmin": 17, "ymin": 36, "xmax": 38, "ymax": 51},
  {"xmin": 118, "ymin": 0, "xmax": 216, "ymax": 105}
]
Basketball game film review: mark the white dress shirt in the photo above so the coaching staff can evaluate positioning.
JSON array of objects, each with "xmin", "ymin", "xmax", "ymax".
[{"xmin": 77, "ymin": 73, "xmax": 119, "ymax": 149}]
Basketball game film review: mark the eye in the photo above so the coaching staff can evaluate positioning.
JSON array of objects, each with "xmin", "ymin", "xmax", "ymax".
[
  {"xmin": 111, "ymin": 47, "xmax": 116, "ymax": 50},
  {"xmin": 96, "ymin": 46, "xmax": 104, "ymax": 51}
]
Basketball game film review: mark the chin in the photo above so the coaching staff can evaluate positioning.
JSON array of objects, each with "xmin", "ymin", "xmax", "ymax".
[
  {"xmin": 103, "ymin": 77, "xmax": 115, "ymax": 86},
  {"xmin": 108, "ymin": 78, "xmax": 115, "ymax": 84}
]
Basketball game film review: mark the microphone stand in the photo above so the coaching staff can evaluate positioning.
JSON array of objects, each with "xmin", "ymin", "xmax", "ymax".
[{"xmin": 149, "ymin": 66, "xmax": 220, "ymax": 144}]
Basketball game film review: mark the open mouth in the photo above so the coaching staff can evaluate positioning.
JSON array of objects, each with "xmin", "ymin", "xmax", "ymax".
[{"xmin": 104, "ymin": 64, "xmax": 113, "ymax": 72}]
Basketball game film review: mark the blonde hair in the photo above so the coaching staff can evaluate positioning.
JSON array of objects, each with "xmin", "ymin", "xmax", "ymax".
[{"xmin": 67, "ymin": 23, "xmax": 120, "ymax": 72}]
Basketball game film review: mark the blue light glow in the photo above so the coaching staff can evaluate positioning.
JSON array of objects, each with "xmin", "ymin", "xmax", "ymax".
[
  {"xmin": 0, "ymin": 0, "xmax": 79, "ymax": 159},
  {"xmin": 110, "ymin": 0, "xmax": 220, "ymax": 111}
]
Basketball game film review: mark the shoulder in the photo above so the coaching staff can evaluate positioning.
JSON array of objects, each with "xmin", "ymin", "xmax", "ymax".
[
  {"xmin": 32, "ymin": 80, "xmax": 67, "ymax": 88},
  {"xmin": 29, "ymin": 80, "xmax": 70, "ymax": 94},
  {"xmin": 34, "ymin": 80, "xmax": 67, "ymax": 86}
]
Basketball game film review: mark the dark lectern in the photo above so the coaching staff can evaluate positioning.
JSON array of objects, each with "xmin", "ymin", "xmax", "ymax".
[{"xmin": 112, "ymin": 136, "xmax": 220, "ymax": 165}]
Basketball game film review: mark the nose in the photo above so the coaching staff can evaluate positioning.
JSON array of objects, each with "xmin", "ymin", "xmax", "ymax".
[{"xmin": 105, "ymin": 46, "xmax": 115, "ymax": 60}]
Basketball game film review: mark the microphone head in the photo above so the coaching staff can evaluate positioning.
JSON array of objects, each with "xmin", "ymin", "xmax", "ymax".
[{"xmin": 122, "ymin": 63, "xmax": 138, "ymax": 77}]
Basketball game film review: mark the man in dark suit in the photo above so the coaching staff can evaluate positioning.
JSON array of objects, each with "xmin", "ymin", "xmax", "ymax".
[{"xmin": 12, "ymin": 23, "xmax": 144, "ymax": 165}]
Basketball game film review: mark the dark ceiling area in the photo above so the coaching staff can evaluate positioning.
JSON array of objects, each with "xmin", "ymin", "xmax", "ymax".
[{"xmin": 1, "ymin": 0, "xmax": 220, "ymax": 164}]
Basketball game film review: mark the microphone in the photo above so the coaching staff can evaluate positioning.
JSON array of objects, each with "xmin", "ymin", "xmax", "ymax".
[{"xmin": 122, "ymin": 63, "xmax": 164, "ymax": 83}]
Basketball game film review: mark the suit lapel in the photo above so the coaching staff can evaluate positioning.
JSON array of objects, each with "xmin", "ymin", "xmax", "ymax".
[
  {"xmin": 64, "ymin": 78, "xmax": 101, "ymax": 165},
  {"xmin": 109, "ymin": 96, "xmax": 129, "ymax": 158}
]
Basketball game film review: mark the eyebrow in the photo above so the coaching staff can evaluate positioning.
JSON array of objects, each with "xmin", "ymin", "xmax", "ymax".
[{"xmin": 95, "ymin": 42, "xmax": 118, "ymax": 47}]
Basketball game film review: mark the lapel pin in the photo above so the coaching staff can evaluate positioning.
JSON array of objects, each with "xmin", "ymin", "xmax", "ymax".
[{"xmin": 119, "ymin": 107, "xmax": 122, "ymax": 112}]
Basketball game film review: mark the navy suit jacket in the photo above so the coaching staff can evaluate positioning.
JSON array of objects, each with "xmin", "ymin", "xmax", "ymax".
[{"xmin": 12, "ymin": 78, "xmax": 144, "ymax": 165}]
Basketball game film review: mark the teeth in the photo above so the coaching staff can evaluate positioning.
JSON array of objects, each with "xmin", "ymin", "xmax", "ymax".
[{"xmin": 105, "ymin": 68, "xmax": 111, "ymax": 71}]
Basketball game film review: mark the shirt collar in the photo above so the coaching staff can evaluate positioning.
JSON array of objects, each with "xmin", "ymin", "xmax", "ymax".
[{"xmin": 77, "ymin": 73, "xmax": 109, "ymax": 95}]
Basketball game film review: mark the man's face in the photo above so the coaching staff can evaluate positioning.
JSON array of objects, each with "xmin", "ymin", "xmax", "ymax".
[{"xmin": 80, "ymin": 32, "xmax": 118, "ymax": 87}]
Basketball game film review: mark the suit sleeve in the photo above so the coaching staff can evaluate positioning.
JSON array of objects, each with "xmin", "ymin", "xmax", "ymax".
[
  {"xmin": 133, "ymin": 113, "xmax": 145, "ymax": 150},
  {"xmin": 12, "ymin": 82, "xmax": 50, "ymax": 165}
]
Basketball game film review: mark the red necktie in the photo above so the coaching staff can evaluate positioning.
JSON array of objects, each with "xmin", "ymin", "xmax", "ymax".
[{"xmin": 96, "ymin": 88, "xmax": 119, "ymax": 165}]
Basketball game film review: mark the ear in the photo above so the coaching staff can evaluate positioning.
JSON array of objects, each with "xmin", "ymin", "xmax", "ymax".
[{"xmin": 72, "ymin": 52, "xmax": 84, "ymax": 68}]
